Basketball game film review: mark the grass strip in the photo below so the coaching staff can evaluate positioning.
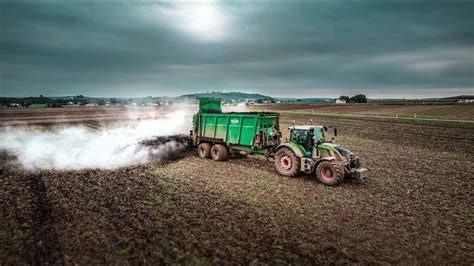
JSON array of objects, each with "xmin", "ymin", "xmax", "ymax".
[{"xmin": 255, "ymin": 109, "xmax": 474, "ymax": 124}]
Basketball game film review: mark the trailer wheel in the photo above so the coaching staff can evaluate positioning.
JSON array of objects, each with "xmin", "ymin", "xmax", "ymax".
[
  {"xmin": 315, "ymin": 160, "xmax": 344, "ymax": 186},
  {"xmin": 211, "ymin": 144, "xmax": 229, "ymax": 161},
  {"xmin": 274, "ymin": 147, "xmax": 300, "ymax": 177},
  {"xmin": 197, "ymin": 143, "xmax": 211, "ymax": 159}
]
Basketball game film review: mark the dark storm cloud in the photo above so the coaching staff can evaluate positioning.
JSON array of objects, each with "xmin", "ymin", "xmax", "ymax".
[{"xmin": 0, "ymin": 1, "xmax": 473, "ymax": 97}]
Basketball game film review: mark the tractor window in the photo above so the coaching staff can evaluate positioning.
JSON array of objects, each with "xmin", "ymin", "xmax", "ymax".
[
  {"xmin": 313, "ymin": 127, "xmax": 325, "ymax": 143},
  {"xmin": 291, "ymin": 129, "xmax": 306, "ymax": 144}
]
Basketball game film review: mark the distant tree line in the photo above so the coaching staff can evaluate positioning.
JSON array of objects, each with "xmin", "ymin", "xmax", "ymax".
[
  {"xmin": 339, "ymin": 94, "xmax": 367, "ymax": 103},
  {"xmin": 0, "ymin": 95, "xmax": 171, "ymax": 107},
  {"xmin": 0, "ymin": 97, "xmax": 67, "ymax": 107}
]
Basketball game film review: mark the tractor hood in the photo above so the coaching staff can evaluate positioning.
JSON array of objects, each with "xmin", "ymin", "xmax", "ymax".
[
  {"xmin": 319, "ymin": 143, "xmax": 353, "ymax": 156},
  {"xmin": 318, "ymin": 143, "xmax": 354, "ymax": 162},
  {"xmin": 317, "ymin": 142, "xmax": 339, "ymax": 151}
]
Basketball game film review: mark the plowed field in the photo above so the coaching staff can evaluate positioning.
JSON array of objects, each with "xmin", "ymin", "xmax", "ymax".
[{"xmin": 1, "ymin": 108, "xmax": 473, "ymax": 264}]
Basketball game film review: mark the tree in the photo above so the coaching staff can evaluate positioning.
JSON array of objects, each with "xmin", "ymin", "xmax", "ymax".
[
  {"xmin": 339, "ymin": 96, "xmax": 350, "ymax": 102},
  {"xmin": 97, "ymin": 98, "xmax": 106, "ymax": 105},
  {"xmin": 350, "ymin": 94, "xmax": 367, "ymax": 103}
]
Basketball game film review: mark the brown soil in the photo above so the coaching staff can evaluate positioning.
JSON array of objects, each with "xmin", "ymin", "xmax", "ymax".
[
  {"xmin": 256, "ymin": 103, "xmax": 474, "ymax": 120},
  {"xmin": 1, "ymin": 113, "xmax": 473, "ymax": 264}
]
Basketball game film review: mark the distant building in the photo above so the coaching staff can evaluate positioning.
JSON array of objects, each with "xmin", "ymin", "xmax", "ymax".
[
  {"xmin": 458, "ymin": 95, "xmax": 474, "ymax": 103},
  {"xmin": 64, "ymin": 102, "xmax": 80, "ymax": 107},
  {"xmin": 85, "ymin": 103, "xmax": 99, "ymax": 107},
  {"xmin": 335, "ymin": 99, "xmax": 346, "ymax": 104}
]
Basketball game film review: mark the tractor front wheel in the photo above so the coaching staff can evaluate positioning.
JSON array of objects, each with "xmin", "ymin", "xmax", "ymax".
[
  {"xmin": 211, "ymin": 144, "xmax": 229, "ymax": 161},
  {"xmin": 274, "ymin": 147, "xmax": 300, "ymax": 177},
  {"xmin": 315, "ymin": 160, "xmax": 344, "ymax": 186},
  {"xmin": 197, "ymin": 143, "xmax": 211, "ymax": 159}
]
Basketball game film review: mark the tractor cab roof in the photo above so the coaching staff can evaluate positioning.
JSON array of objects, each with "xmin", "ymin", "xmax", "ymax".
[{"xmin": 288, "ymin": 125, "xmax": 323, "ymax": 131}]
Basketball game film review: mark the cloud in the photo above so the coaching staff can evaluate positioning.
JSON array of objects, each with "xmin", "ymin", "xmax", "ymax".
[
  {"xmin": 0, "ymin": 1, "xmax": 473, "ymax": 98},
  {"xmin": 145, "ymin": 2, "xmax": 235, "ymax": 42}
]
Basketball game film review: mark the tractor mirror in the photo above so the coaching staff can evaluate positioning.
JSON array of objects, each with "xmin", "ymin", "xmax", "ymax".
[{"xmin": 334, "ymin": 128, "xmax": 338, "ymax": 136}]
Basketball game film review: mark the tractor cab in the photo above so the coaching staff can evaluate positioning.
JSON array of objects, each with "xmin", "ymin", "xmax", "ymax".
[{"xmin": 289, "ymin": 125, "xmax": 326, "ymax": 153}]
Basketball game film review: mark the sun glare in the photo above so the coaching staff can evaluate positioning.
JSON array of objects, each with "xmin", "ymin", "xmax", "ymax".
[{"xmin": 162, "ymin": 3, "xmax": 229, "ymax": 42}]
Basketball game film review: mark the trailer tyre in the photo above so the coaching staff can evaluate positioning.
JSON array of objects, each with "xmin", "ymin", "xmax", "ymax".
[
  {"xmin": 315, "ymin": 160, "xmax": 344, "ymax": 186},
  {"xmin": 211, "ymin": 144, "xmax": 229, "ymax": 161},
  {"xmin": 197, "ymin": 143, "xmax": 211, "ymax": 159},
  {"xmin": 274, "ymin": 147, "xmax": 300, "ymax": 177}
]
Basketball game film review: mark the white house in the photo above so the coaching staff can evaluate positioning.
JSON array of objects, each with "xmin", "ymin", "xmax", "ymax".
[
  {"xmin": 335, "ymin": 99, "xmax": 346, "ymax": 104},
  {"xmin": 458, "ymin": 95, "xmax": 474, "ymax": 103}
]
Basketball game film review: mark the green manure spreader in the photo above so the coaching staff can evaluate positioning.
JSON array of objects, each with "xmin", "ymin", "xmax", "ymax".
[{"xmin": 191, "ymin": 98, "xmax": 367, "ymax": 186}]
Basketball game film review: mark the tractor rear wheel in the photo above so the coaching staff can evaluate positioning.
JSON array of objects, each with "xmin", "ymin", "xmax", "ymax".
[
  {"xmin": 197, "ymin": 143, "xmax": 211, "ymax": 159},
  {"xmin": 274, "ymin": 147, "xmax": 300, "ymax": 177},
  {"xmin": 315, "ymin": 160, "xmax": 344, "ymax": 186},
  {"xmin": 211, "ymin": 144, "xmax": 229, "ymax": 161}
]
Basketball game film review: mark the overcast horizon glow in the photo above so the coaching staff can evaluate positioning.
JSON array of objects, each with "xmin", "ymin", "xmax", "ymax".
[{"xmin": 0, "ymin": 1, "xmax": 473, "ymax": 98}]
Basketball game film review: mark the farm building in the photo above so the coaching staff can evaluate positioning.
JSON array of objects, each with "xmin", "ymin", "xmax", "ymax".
[
  {"xmin": 335, "ymin": 99, "xmax": 346, "ymax": 104},
  {"xmin": 457, "ymin": 95, "xmax": 474, "ymax": 103}
]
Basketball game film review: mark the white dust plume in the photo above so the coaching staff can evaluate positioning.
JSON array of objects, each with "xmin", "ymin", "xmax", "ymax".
[{"xmin": 0, "ymin": 109, "xmax": 192, "ymax": 171}]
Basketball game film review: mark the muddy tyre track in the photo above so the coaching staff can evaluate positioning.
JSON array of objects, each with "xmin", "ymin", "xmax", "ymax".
[{"xmin": 29, "ymin": 174, "xmax": 62, "ymax": 265}]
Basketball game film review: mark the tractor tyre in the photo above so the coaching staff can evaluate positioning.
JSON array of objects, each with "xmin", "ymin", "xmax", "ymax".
[
  {"xmin": 315, "ymin": 160, "xmax": 344, "ymax": 186},
  {"xmin": 274, "ymin": 147, "xmax": 300, "ymax": 177},
  {"xmin": 211, "ymin": 144, "xmax": 229, "ymax": 161},
  {"xmin": 197, "ymin": 143, "xmax": 211, "ymax": 159}
]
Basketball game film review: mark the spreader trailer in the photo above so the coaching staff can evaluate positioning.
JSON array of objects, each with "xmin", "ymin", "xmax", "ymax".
[{"xmin": 190, "ymin": 98, "xmax": 367, "ymax": 186}]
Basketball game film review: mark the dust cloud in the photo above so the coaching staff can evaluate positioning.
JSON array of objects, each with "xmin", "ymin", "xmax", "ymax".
[{"xmin": 0, "ymin": 109, "xmax": 193, "ymax": 171}]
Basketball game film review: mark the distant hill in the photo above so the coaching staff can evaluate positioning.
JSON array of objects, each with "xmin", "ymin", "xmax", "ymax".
[{"xmin": 179, "ymin": 91, "xmax": 272, "ymax": 101}]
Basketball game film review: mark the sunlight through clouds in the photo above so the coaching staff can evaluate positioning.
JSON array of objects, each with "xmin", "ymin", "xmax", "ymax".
[{"xmin": 153, "ymin": 2, "xmax": 233, "ymax": 42}]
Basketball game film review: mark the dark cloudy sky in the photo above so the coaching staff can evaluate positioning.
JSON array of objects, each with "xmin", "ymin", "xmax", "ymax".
[{"xmin": 1, "ymin": 1, "xmax": 473, "ymax": 98}]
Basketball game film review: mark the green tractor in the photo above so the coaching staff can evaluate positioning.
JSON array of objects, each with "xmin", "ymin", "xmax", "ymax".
[
  {"xmin": 274, "ymin": 125, "xmax": 367, "ymax": 186},
  {"xmin": 191, "ymin": 98, "xmax": 367, "ymax": 186}
]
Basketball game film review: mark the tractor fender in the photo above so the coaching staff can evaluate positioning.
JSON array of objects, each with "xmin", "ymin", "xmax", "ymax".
[
  {"xmin": 274, "ymin": 143, "xmax": 305, "ymax": 158},
  {"xmin": 312, "ymin": 156, "xmax": 336, "ymax": 171}
]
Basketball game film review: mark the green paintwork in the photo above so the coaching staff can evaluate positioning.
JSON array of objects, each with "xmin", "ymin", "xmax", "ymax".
[
  {"xmin": 316, "ymin": 142, "xmax": 340, "ymax": 159},
  {"xmin": 275, "ymin": 142, "xmax": 306, "ymax": 157},
  {"xmin": 199, "ymin": 98, "xmax": 222, "ymax": 113},
  {"xmin": 197, "ymin": 113, "xmax": 279, "ymax": 147},
  {"xmin": 285, "ymin": 125, "xmax": 344, "ymax": 159},
  {"xmin": 193, "ymin": 99, "xmax": 347, "ymax": 162},
  {"xmin": 317, "ymin": 142, "xmax": 338, "ymax": 151},
  {"xmin": 193, "ymin": 99, "xmax": 280, "ymax": 153}
]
